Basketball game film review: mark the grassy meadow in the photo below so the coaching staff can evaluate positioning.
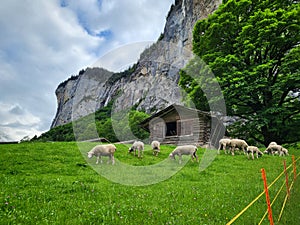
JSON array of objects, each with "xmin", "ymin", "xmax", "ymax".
[{"xmin": 0, "ymin": 142, "xmax": 299, "ymax": 224}]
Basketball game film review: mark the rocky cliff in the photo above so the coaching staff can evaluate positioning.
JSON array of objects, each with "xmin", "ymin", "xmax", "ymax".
[{"xmin": 51, "ymin": 0, "xmax": 222, "ymax": 128}]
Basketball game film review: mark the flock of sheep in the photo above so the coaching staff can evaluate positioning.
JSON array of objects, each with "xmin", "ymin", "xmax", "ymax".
[
  {"xmin": 218, "ymin": 138, "xmax": 289, "ymax": 160},
  {"xmin": 86, "ymin": 138, "xmax": 289, "ymax": 165},
  {"xmin": 87, "ymin": 140, "xmax": 199, "ymax": 165}
]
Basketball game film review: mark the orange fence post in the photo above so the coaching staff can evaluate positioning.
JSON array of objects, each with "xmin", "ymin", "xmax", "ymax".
[
  {"xmin": 261, "ymin": 168, "xmax": 274, "ymax": 225},
  {"xmin": 292, "ymin": 155, "xmax": 296, "ymax": 181},
  {"xmin": 283, "ymin": 160, "xmax": 290, "ymax": 197}
]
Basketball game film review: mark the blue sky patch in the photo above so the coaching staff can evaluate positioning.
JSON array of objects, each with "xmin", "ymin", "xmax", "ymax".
[
  {"xmin": 60, "ymin": 0, "xmax": 68, "ymax": 7},
  {"xmin": 97, "ymin": 30, "xmax": 113, "ymax": 39}
]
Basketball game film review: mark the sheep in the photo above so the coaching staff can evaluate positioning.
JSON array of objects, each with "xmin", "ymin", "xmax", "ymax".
[
  {"xmin": 264, "ymin": 142, "xmax": 277, "ymax": 155},
  {"xmin": 128, "ymin": 141, "xmax": 144, "ymax": 158},
  {"xmin": 228, "ymin": 139, "xmax": 248, "ymax": 155},
  {"xmin": 169, "ymin": 145, "xmax": 198, "ymax": 164},
  {"xmin": 264, "ymin": 142, "xmax": 280, "ymax": 155},
  {"xmin": 264, "ymin": 142, "xmax": 289, "ymax": 156},
  {"xmin": 151, "ymin": 140, "xmax": 160, "ymax": 156},
  {"xmin": 87, "ymin": 144, "xmax": 116, "ymax": 165},
  {"xmin": 217, "ymin": 138, "xmax": 231, "ymax": 154},
  {"xmin": 246, "ymin": 146, "xmax": 263, "ymax": 160},
  {"xmin": 265, "ymin": 144, "xmax": 283, "ymax": 155}
]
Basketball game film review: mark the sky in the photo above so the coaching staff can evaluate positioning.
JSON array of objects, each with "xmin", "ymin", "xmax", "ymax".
[{"xmin": 0, "ymin": 0, "xmax": 174, "ymax": 141}]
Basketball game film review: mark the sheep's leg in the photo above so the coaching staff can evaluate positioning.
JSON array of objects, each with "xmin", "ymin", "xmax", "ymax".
[
  {"xmin": 194, "ymin": 153, "xmax": 199, "ymax": 162},
  {"xmin": 251, "ymin": 152, "xmax": 254, "ymax": 160},
  {"xmin": 217, "ymin": 145, "xmax": 221, "ymax": 154},
  {"xmin": 96, "ymin": 156, "xmax": 99, "ymax": 164},
  {"xmin": 243, "ymin": 147, "xmax": 246, "ymax": 155},
  {"xmin": 111, "ymin": 155, "xmax": 115, "ymax": 165},
  {"xmin": 191, "ymin": 154, "xmax": 194, "ymax": 162},
  {"xmin": 100, "ymin": 156, "xmax": 103, "ymax": 164},
  {"xmin": 179, "ymin": 155, "xmax": 182, "ymax": 164},
  {"xmin": 224, "ymin": 145, "xmax": 228, "ymax": 154},
  {"xmin": 231, "ymin": 146, "xmax": 235, "ymax": 156}
]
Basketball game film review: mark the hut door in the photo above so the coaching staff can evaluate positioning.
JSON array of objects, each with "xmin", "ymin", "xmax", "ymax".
[{"xmin": 153, "ymin": 122, "xmax": 165, "ymax": 139}]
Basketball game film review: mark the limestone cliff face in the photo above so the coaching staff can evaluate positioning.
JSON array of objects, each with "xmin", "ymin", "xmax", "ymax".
[{"xmin": 51, "ymin": 0, "xmax": 222, "ymax": 128}]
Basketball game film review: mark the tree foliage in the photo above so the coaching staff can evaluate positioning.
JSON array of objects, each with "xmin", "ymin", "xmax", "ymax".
[{"xmin": 180, "ymin": 0, "xmax": 300, "ymax": 145}]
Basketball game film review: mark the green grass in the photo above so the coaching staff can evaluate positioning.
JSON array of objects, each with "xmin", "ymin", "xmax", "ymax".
[{"xmin": 0, "ymin": 142, "xmax": 299, "ymax": 224}]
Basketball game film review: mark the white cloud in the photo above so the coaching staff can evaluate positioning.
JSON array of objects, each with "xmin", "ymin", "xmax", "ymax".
[
  {"xmin": 0, "ymin": 103, "xmax": 43, "ymax": 141},
  {"xmin": 0, "ymin": 0, "xmax": 174, "ymax": 141}
]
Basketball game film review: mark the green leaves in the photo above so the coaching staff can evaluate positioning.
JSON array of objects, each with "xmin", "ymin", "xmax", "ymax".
[{"xmin": 182, "ymin": 0, "xmax": 300, "ymax": 145}]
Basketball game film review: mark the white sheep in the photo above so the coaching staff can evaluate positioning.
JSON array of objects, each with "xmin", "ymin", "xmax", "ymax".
[
  {"xmin": 128, "ymin": 141, "xmax": 144, "ymax": 158},
  {"xmin": 264, "ymin": 142, "xmax": 281, "ymax": 155},
  {"xmin": 264, "ymin": 142, "xmax": 277, "ymax": 155},
  {"xmin": 151, "ymin": 140, "xmax": 160, "ymax": 156},
  {"xmin": 228, "ymin": 139, "xmax": 248, "ymax": 155},
  {"xmin": 169, "ymin": 145, "xmax": 198, "ymax": 164},
  {"xmin": 246, "ymin": 146, "xmax": 263, "ymax": 160},
  {"xmin": 264, "ymin": 142, "xmax": 289, "ymax": 156},
  {"xmin": 217, "ymin": 138, "xmax": 231, "ymax": 154},
  {"xmin": 87, "ymin": 144, "xmax": 116, "ymax": 165}
]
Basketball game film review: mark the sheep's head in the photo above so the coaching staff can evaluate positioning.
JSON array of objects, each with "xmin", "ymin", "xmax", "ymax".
[
  {"xmin": 128, "ymin": 147, "xmax": 134, "ymax": 153},
  {"xmin": 87, "ymin": 152, "xmax": 93, "ymax": 159},
  {"xmin": 169, "ymin": 153, "xmax": 175, "ymax": 160},
  {"xmin": 263, "ymin": 150, "xmax": 269, "ymax": 154}
]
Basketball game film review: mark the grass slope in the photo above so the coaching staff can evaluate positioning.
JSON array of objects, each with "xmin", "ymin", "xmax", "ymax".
[{"xmin": 0, "ymin": 142, "xmax": 299, "ymax": 224}]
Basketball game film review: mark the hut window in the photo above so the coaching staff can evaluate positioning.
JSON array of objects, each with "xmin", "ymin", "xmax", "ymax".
[{"xmin": 166, "ymin": 122, "xmax": 177, "ymax": 136}]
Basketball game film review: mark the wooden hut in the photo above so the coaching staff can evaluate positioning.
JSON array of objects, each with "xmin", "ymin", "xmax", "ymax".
[{"xmin": 140, "ymin": 104, "xmax": 225, "ymax": 147}]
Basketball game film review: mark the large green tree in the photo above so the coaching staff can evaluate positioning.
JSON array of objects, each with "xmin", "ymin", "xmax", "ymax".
[{"xmin": 180, "ymin": 0, "xmax": 300, "ymax": 145}]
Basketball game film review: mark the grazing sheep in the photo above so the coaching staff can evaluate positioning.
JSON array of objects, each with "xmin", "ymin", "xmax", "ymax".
[
  {"xmin": 264, "ymin": 142, "xmax": 278, "ymax": 155},
  {"xmin": 264, "ymin": 142, "xmax": 282, "ymax": 155},
  {"xmin": 169, "ymin": 145, "xmax": 198, "ymax": 164},
  {"xmin": 87, "ymin": 144, "xmax": 116, "ymax": 165},
  {"xmin": 228, "ymin": 139, "xmax": 248, "ymax": 155},
  {"xmin": 217, "ymin": 138, "xmax": 231, "ymax": 154},
  {"xmin": 128, "ymin": 141, "xmax": 144, "ymax": 158},
  {"xmin": 265, "ymin": 144, "xmax": 282, "ymax": 155},
  {"xmin": 264, "ymin": 142, "xmax": 289, "ymax": 156},
  {"xmin": 151, "ymin": 140, "xmax": 160, "ymax": 156},
  {"xmin": 246, "ymin": 146, "xmax": 263, "ymax": 160}
]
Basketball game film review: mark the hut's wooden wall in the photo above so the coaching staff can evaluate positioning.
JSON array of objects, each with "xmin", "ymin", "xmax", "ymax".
[{"xmin": 149, "ymin": 112, "xmax": 212, "ymax": 146}]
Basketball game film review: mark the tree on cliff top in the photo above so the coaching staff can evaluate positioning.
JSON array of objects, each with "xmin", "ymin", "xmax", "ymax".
[{"xmin": 180, "ymin": 0, "xmax": 300, "ymax": 145}]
